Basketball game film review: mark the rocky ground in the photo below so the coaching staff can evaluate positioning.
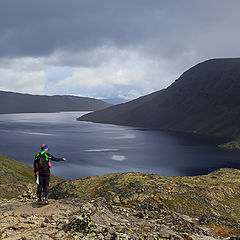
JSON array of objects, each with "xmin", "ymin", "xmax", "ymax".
[
  {"xmin": 0, "ymin": 196, "xmax": 220, "ymax": 240},
  {"xmin": 1, "ymin": 169, "xmax": 240, "ymax": 239}
]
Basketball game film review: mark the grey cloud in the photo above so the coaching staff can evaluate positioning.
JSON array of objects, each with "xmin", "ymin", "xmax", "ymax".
[
  {"xmin": 1, "ymin": 0, "xmax": 240, "ymax": 100},
  {"xmin": 1, "ymin": 0, "xmax": 240, "ymax": 63},
  {"xmin": 0, "ymin": 0, "xmax": 157, "ymax": 57}
]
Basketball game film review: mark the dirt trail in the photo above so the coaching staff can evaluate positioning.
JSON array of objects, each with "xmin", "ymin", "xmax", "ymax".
[{"xmin": 0, "ymin": 198, "xmax": 83, "ymax": 240}]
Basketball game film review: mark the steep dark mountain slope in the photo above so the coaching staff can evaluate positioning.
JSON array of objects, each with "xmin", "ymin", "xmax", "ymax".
[
  {"xmin": 0, "ymin": 91, "xmax": 111, "ymax": 113},
  {"xmin": 79, "ymin": 58, "xmax": 240, "ymax": 138},
  {"xmin": 79, "ymin": 90, "xmax": 165, "ymax": 125}
]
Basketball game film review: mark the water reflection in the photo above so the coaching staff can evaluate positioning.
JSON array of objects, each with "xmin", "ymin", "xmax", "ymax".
[{"xmin": 0, "ymin": 112, "xmax": 239, "ymax": 179}]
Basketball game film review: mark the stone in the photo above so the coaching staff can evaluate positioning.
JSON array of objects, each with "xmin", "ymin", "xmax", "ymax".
[
  {"xmin": 8, "ymin": 224, "xmax": 18, "ymax": 230},
  {"xmin": 64, "ymin": 214, "xmax": 95, "ymax": 234},
  {"xmin": 3, "ymin": 212, "xmax": 10, "ymax": 217},
  {"xmin": 41, "ymin": 222, "xmax": 47, "ymax": 228},
  {"xmin": 55, "ymin": 230, "xmax": 66, "ymax": 238},
  {"xmin": 44, "ymin": 217, "xmax": 50, "ymax": 223}
]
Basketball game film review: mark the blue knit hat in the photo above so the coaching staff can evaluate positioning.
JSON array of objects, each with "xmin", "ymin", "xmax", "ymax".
[{"xmin": 41, "ymin": 144, "xmax": 48, "ymax": 150}]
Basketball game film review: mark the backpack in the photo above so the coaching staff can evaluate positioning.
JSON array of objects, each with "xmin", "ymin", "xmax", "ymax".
[{"xmin": 38, "ymin": 153, "xmax": 50, "ymax": 173}]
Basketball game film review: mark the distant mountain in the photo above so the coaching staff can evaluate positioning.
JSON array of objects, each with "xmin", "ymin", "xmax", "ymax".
[
  {"xmin": 0, "ymin": 91, "xmax": 111, "ymax": 114},
  {"xmin": 101, "ymin": 97, "xmax": 129, "ymax": 105},
  {"xmin": 78, "ymin": 58, "xmax": 240, "ymax": 139}
]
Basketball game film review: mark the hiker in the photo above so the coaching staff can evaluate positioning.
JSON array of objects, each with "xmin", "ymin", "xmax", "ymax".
[{"xmin": 34, "ymin": 144, "xmax": 66, "ymax": 205}]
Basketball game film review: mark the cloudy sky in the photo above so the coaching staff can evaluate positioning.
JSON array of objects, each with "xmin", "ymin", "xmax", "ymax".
[{"xmin": 0, "ymin": 0, "xmax": 240, "ymax": 100}]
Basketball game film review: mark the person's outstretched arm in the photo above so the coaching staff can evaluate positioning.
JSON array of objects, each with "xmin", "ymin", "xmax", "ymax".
[{"xmin": 46, "ymin": 153, "xmax": 66, "ymax": 161}]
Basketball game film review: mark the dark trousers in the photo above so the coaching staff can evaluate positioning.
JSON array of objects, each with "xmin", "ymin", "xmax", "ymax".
[{"xmin": 37, "ymin": 174, "xmax": 50, "ymax": 200}]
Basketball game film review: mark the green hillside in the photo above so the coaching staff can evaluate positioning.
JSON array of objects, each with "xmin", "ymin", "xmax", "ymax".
[
  {"xmin": 0, "ymin": 154, "xmax": 35, "ymax": 184},
  {"xmin": 0, "ymin": 154, "xmax": 63, "ymax": 199}
]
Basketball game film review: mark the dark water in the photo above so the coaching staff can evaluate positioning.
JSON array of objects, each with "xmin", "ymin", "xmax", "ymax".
[{"xmin": 0, "ymin": 112, "xmax": 239, "ymax": 180}]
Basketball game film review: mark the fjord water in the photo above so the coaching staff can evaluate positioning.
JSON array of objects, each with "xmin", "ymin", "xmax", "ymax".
[{"xmin": 0, "ymin": 112, "xmax": 239, "ymax": 180}]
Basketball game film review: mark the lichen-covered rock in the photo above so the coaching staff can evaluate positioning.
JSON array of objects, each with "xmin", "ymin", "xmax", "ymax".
[{"xmin": 64, "ymin": 214, "xmax": 95, "ymax": 233}]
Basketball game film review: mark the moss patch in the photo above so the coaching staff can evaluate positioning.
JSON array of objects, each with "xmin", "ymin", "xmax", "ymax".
[{"xmin": 218, "ymin": 140, "xmax": 240, "ymax": 151}]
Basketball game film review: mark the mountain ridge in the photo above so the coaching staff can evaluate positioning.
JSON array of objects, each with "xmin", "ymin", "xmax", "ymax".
[
  {"xmin": 0, "ymin": 90, "xmax": 111, "ymax": 114},
  {"xmin": 78, "ymin": 58, "xmax": 240, "ymax": 140}
]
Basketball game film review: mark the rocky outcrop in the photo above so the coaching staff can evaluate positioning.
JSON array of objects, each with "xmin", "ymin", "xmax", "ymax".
[
  {"xmin": 0, "ymin": 197, "xmax": 219, "ymax": 240},
  {"xmin": 50, "ymin": 169, "xmax": 240, "ymax": 238},
  {"xmin": 218, "ymin": 141, "xmax": 240, "ymax": 151}
]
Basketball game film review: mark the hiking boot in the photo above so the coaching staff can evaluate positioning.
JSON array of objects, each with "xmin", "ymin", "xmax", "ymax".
[
  {"xmin": 43, "ymin": 200, "xmax": 49, "ymax": 205},
  {"xmin": 37, "ymin": 198, "xmax": 42, "ymax": 205}
]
